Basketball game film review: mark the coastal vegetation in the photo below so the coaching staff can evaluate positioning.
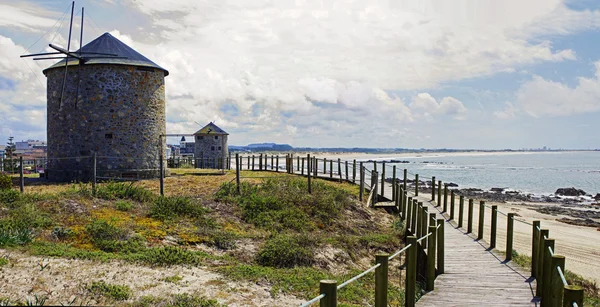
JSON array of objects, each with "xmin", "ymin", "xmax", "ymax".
[{"xmin": 0, "ymin": 170, "xmax": 404, "ymax": 306}]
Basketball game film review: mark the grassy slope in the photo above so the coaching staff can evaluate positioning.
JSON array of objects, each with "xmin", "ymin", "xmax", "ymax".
[{"xmin": 0, "ymin": 170, "xmax": 405, "ymax": 306}]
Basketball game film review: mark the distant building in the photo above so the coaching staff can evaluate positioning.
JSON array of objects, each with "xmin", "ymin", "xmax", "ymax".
[{"xmin": 193, "ymin": 122, "xmax": 229, "ymax": 168}]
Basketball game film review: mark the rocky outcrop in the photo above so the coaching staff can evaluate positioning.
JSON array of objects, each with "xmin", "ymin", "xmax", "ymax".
[{"xmin": 555, "ymin": 188, "xmax": 587, "ymax": 196}]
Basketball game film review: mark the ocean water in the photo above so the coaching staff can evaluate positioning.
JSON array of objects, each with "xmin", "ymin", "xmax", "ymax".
[{"xmin": 358, "ymin": 151, "xmax": 600, "ymax": 196}]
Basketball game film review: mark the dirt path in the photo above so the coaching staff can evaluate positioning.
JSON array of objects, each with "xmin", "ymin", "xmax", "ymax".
[{"xmin": 0, "ymin": 249, "xmax": 302, "ymax": 306}]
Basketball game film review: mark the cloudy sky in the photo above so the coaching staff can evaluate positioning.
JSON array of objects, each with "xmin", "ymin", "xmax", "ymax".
[{"xmin": 1, "ymin": 0, "xmax": 600, "ymax": 149}]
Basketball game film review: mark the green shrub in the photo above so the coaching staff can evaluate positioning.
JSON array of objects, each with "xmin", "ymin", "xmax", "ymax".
[
  {"xmin": 0, "ymin": 173, "xmax": 11, "ymax": 190},
  {"xmin": 208, "ymin": 231, "xmax": 237, "ymax": 250},
  {"xmin": 0, "ymin": 256, "xmax": 8, "ymax": 266},
  {"xmin": 257, "ymin": 234, "xmax": 315, "ymax": 268},
  {"xmin": 85, "ymin": 219, "xmax": 144, "ymax": 252},
  {"xmin": 51, "ymin": 226, "xmax": 74, "ymax": 241},
  {"xmin": 0, "ymin": 228, "xmax": 34, "ymax": 246},
  {"xmin": 216, "ymin": 177, "xmax": 352, "ymax": 231},
  {"xmin": 0, "ymin": 189, "xmax": 20, "ymax": 204},
  {"xmin": 115, "ymin": 200, "xmax": 133, "ymax": 211},
  {"xmin": 89, "ymin": 281, "xmax": 131, "ymax": 301},
  {"xmin": 96, "ymin": 182, "xmax": 155, "ymax": 202},
  {"xmin": 131, "ymin": 294, "xmax": 224, "ymax": 307},
  {"xmin": 150, "ymin": 196, "xmax": 206, "ymax": 220},
  {"xmin": 1, "ymin": 204, "xmax": 52, "ymax": 229}
]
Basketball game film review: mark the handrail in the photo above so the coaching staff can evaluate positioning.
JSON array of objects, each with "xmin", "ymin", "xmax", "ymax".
[
  {"xmin": 557, "ymin": 266, "xmax": 568, "ymax": 286},
  {"xmin": 299, "ymin": 294, "xmax": 326, "ymax": 307},
  {"xmin": 389, "ymin": 244, "xmax": 412, "ymax": 260},
  {"xmin": 337, "ymin": 263, "xmax": 381, "ymax": 290},
  {"xmin": 417, "ymin": 231, "xmax": 433, "ymax": 243}
]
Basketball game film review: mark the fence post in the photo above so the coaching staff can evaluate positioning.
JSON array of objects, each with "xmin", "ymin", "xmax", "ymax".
[
  {"xmin": 297, "ymin": 155, "xmax": 300, "ymax": 172},
  {"xmin": 506, "ymin": 213, "xmax": 515, "ymax": 260},
  {"xmin": 431, "ymin": 176, "xmax": 436, "ymax": 201},
  {"xmin": 421, "ymin": 204, "xmax": 428, "ymax": 248},
  {"xmin": 426, "ymin": 224, "xmax": 437, "ymax": 291},
  {"xmin": 92, "ymin": 153, "xmax": 97, "ymax": 196},
  {"xmin": 437, "ymin": 180, "xmax": 442, "ymax": 206},
  {"xmin": 228, "ymin": 152, "xmax": 231, "ymax": 170},
  {"xmin": 437, "ymin": 218, "xmax": 445, "ymax": 274},
  {"xmin": 359, "ymin": 164, "xmax": 364, "ymax": 201},
  {"xmin": 276, "ymin": 156, "xmax": 279, "ymax": 172},
  {"xmin": 415, "ymin": 173, "xmax": 419, "ymax": 196},
  {"xmin": 412, "ymin": 200, "xmax": 418, "ymax": 235},
  {"xmin": 536, "ymin": 229, "xmax": 549, "ymax": 296},
  {"xmin": 330, "ymin": 160, "xmax": 333, "ymax": 178},
  {"xmin": 345, "ymin": 161, "xmax": 349, "ymax": 181},
  {"xmin": 403, "ymin": 169, "xmax": 407, "ymax": 192},
  {"xmin": 550, "ymin": 255, "xmax": 565, "ymax": 307},
  {"xmin": 467, "ymin": 199, "xmax": 474, "ymax": 234},
  {"xmin": 352, "ymin": 160, "xmax": 356, "ymax": 182},
  {"xmin": 392, "ymin": 166, "xmax": 397, "ymax": 201},
  {"xmin": 542, "ymin": 238, "xmax": 555, "ymax": 305},
  {"xmin": 159, "ymin": 149, "xmax": 164, "ymax": 196},
  {"xmin": 372, "ymin": 171, "xmax": 378, "ymax": 206},
  {"xmin": 450, "ymin": 190, "xmax": 455, "ymax": 220},
  {"xmin": 235, "ymin": 154, "xmax": 241, "ymax": 194},
  {"xmin": 381, "ymin": 162, "xmax": 386, "ymax": 197},
  {"xmin": 270, "ymin": 155, "xmax": 273, "ymax": 170},
  {"xmin": 320, "ymin": 280, "xmax": 337, "ymax": 307},
  {"xmin": 477, "ymin": 201, "xmax": 485, "ymax": 240},
  {"xmin": 563, "ymin": 285, "xmax": 584, "ymax": 307},
  {"xmin": 443, "ymin": 184, "xmax": 448, "ymax": 212},
  {"xmin": 405, "ymin": 236, "xmax": 417, "ymax": 307},
  {"xmin": 323, "ymin": 158, "xmax": 327, "ymax": 175},
  {"xmin": 490, "ymin": 205, "xmax": 498, "ymax": 249},
  {"xmin": 307, "ymin": 154, "xmax": 312, "ymax": 194},
  {"xmin": 338, "ymin": 158, "xmax": 342, "ymax": 181},
  {"xmin": 532, "ymin": 220, "xmax": 540, "ymax": 277},
  {"xmin": 19, "ymin": 156, "xmax": 24, "ymax": 193},
  {"xmin": 259, "ymin": 153, "xmax": 263, "ymax": 170},
  {"xmin": 375, "ymin": 254, "xmax": 389, "ymax": 307},
  {"xmin": 406, "ymin": 197, "xmax": 413, "ymax": 231},
  {"xmin": 458, "ymin": 196, "xmax": 464, "ymax": 228}
]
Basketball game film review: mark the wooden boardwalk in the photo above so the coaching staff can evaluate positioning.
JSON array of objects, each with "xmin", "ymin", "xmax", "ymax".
[{"xmin": 302, "ymin": 167, "xmax": 538, "ymax": 306}]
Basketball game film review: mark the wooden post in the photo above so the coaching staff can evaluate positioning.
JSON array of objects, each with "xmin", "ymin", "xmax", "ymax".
[
  {"xmin": 251, "ymin": 155, "xmax": 255, "ymax": 171},
  {"xmin": 431, "ymin": 176, "xmax": 436, "ymax": 201},
  {"xmin": 506, "ymin": 213, "xmax": 515, "ymax": 261},
  {"xmin": 372, "ymin": 171, "xmax": 378, "ymax": 206},
  {"xmin": 450, "ymin": 190, "xmax": 455, "ymax": 220},
  {"xmin": 330, "ymin": 160, "xmax": 333, "ymax": 178},
  {"xmin": 477, "ymin": 201, "xmax": 485, "ymax": 240},
  {"xmin": 443, "ymin": 184, "xmax": 448, "ymax": 212},
  {"xmin": 159, "ymin": 149, "xmax": 164, "ymax": 196},
  {"xmin": 536, "ymin": 229, "xmax": 549, "ymax": 296},
  {"xmin": 563, "ymin": 285, "xmax": 584, "ymax": 307},
  {"xmin": 542, "ymin": 238, "xmax": 555, "ymax": 304},
  {"xmin": 307, "ymin": 154, "xmax": 312, "ymax": 194},
  {"xmin": 320, "ymin": 280, "xmax": 337, "ymax": 307},
  {"xmin": 415, "ymin": 173, "xmax": 419, "ymax": 196},
  {"xmin": 426, "ymin": 225, "xmax": 437, "ymax": 291},
  {"xmin": 381, "ymin": 162, "xmax": 385, "ymax": 197},
  {"xmin": 467, "ymin": 199, "xmax": 474, "ymax": 234},
  {"xmin": 345, "ymin": 161, "xmax": 349, "ymax": 181},
  {"xmin": 392, "ymin": 166, "xmax": 397, "ymax": 201},
  {"xmin": 395, "ymin": 183, "xmax": 401, "ymax": 209},
  {"xmin": 458, "ymin": 196, "xmax": 464, "ymax": 228},
  {"xmin": 271, "ymin": 155, "xmax": 274, "ymax": 170},
  {"xmin": 92, "ymin": 153, "xmax": 97, "ymax": 196},
  {"xmin": 359, "ymin": 163, "xmax": 364, "ymax": 201},
  {"xmin": 375, "ymin": 254, "xmax": 389, "ymax": 307},
  {"xmin": 437, "ymin": 218, "xmax": 445, "ymax": 274},
  {"xmin": 259, "ymin": 153, "xmax": 263, "ymax": 170},
  {"xmin": 437, "ymin": 180, "xmax": 442, "ymax": 206},
  {"xmin": 236, "ymin": 154, "xmax": 241, "ymax": 194},
  {"xmin": 337, "ymin": 158, "xmax": 342, "ymax": 180},
  {"xmin": 301, "ymin": 158, "xmax": 305, "ymax": 175},
  {"xmin": 324, "ymin": 158, "xmax": 327, "ymax": 175},
  {"xmin": 405, "ymin": 236, "xmax": 417, "ymax": 307},
  {"xmin": 276, "ymin": 156, "xmax": 279, "ymax": 172},
  {"xmin": 19, "ymin": 156, "xmax": 24, "ymax": 193},
  {"xmin": 421, "ymin": 204, "xmax": 428, "ymax": 248},
  {"xmin": 297, "ymin": 155, "xmax": 300, "ymax": 171},
  {"xmin": 403, "ymin": 169, "xmax": 407, "ymax": 192},
  {"xmin": 228, "ymin": 152, "xmax": 231, "ymax": 169},
  {"xmin": 532, "ymin": 220, "xmax": 540, "ymax": 277},
  {"xmin": 490, "ymin": 205, "xmax": 498, "ymax": 249},
  {"xmin": 407, "ymin": 197, "xmax": 413, "ymax": 231},
  {"xmin": 550, "ymin": 255, "xmax": 565, "ymax": 307},
  {"xmin": 415, "ymin": 201, "xmax": 421, "ymax": 238},
  {"xmin": 352, "ymin": 160, "xmax": 356, "ymax": 182}
]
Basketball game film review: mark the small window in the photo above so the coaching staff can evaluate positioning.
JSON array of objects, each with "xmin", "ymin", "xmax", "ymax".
[
  {"xmin": 214, "ymin": 136, "xmax": 218, "ymax": 140},
  {"xmin": 211, "ymin": 146, "xmax": 215, "ymax": 151},
  {"xmin": 105, "ymin": 133, "xmax": 113, "ymax": 139},
  {"xmin": 218, "ymin": 146, "xmax": 222, "ymax": 150},
  {"xmin": 197, "ymin": 136, "xmax": 203, "ymax": 140}
]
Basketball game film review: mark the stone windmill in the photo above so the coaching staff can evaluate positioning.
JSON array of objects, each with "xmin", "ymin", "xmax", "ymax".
[{"xmin": 21, "ymin": 2, "xmax": 169, "ymax": 181}]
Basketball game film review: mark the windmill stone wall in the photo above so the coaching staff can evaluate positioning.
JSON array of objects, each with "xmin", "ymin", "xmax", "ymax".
[{"xmin": 42, "ymin": 33, "xmax": 168, "ymax": 181}]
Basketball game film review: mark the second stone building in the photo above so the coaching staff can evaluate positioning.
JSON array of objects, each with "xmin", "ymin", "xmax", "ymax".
[{"xmin": 193, "ymin": 122, "xmax": 229, "ymax": 168}]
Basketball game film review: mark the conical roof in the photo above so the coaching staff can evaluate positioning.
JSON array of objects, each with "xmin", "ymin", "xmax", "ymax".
[
  {"xmin": 43, "ymin": 32, "xmax": 169, "ymax": 76},
  {"xmin": 194, "ymin": 122, "xmax": 229, "ymax": 135}
]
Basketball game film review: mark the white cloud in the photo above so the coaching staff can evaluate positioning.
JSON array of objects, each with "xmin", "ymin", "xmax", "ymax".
[
  {"xmin": 494, "ymin": 102, "xmax": 518, "ymax": 120},
  {"xmin": 515, "ymin": 61, "xmax": 600, "ymax": 117},
  {"xmin": 410, "ymin": 93, "xmax": 468, "ymax": 120}
]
